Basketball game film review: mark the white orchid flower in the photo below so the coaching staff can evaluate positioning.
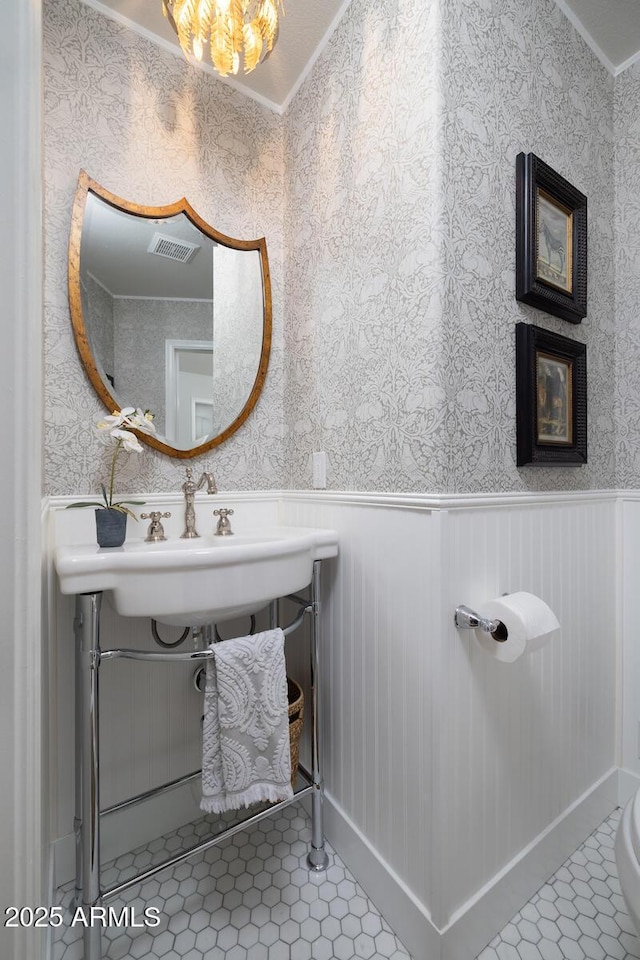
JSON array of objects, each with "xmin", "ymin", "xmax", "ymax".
[
  {"xmin": 111, "ymin": 428, "xmax": 143, "ymax": 453},
  {"xmin": 78, "ymin": 404, "xmax": 156, "ymax": 515},
  {"xmin": 97, "ymin": 416, "xmax": 119, "ymax": 432},
  {"xmin": 97, "ymin": 407, "xmax": 135, "ymax": 431},
  {"xmin": 129, "ymin": 408, "xmax": 156, "ymax": 435},
  {"xmin": 98, "ymin": 406, "xmax": 156, "ymax": 436}
]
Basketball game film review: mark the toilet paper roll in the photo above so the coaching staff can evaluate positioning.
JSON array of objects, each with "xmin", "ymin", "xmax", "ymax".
[{"xmin": 473, "ymin": 591, "xmax": 560, "ymax": 663}]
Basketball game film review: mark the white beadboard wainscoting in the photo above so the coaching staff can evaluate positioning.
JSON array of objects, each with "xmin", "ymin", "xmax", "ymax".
[
  {"xmin": 436, "ymin": 494, "xmax": 618, "ymax": 957},
  {"xmin": 45, "ymin": 489, "xmax": 622, "ymax": 960},
  {"xmin": 620, "ymin": 494, "xmax": 640, "ymax": 780},
  {"xmin": 281, "ymin": 490, "xmax": 619, "ymax": 959}
]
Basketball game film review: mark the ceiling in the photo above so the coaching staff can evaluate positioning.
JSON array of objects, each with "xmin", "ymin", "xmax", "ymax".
[
  {"xmin": 82, "ymin": 0, "xmax": 352, "ymax": 113},
  {"xmin": 82, "ymin": 193, "xmax": 216, "ymax": 299},
  {"xmin": 558, "ymin": 0, "xmax": 640, "ymax": 74},
  {"xmin": 83, "ymin": 0, "xmax": 640, "ymax": 112}
]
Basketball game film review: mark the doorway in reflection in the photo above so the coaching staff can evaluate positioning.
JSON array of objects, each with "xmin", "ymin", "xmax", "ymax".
[{"xmin": 165, "ymin": 340, "xmax": 214, "ymax": 447}]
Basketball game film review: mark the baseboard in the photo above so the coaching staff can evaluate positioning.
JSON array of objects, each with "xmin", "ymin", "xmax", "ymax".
[
  {"xmin": 441, "ymin": 767, "xmax": 619, "ymax": 958},
  {"xmin": 54, "ymin": 777, "xmax": 203, "ymax": 888},
  {"xmin": 322, "ymin": 791, "xmax": 442, "ymax": 960},
  {"xmin": 324, "ymin": 769, "xmax": 620, "ymax": 960}
]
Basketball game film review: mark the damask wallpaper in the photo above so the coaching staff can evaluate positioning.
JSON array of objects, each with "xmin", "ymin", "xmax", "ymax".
[
  {"xmin": 284, "ymin": 0, "xmax": 616, "ymax": 492},
  {"xmin": 439, "ymin": 0, "xmax": 615, "ymax": 492},
  {"xmin": 283, "ymin": 0, "xmax": 447, "ymax": 492},
  {"xmin": 43, "ymin": 0, "xmax": 285, "ymax": 496},
  {"xmin": 614, "ymin": 63, "xmax": 640, "ymax": 488},
  {"xmin": 45, "ymin": 0, "xmax": 619, "ymax": 498}
]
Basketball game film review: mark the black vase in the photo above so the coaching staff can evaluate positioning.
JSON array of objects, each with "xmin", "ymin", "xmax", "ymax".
[{"xmin": 95, "ymin": 508, "xmax": 127, "ymax": 548}]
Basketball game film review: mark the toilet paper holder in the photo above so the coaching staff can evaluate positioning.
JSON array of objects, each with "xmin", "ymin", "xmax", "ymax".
[{"xmin": 454, "ymin": 605, "xmax": 508, "ymax": 641}]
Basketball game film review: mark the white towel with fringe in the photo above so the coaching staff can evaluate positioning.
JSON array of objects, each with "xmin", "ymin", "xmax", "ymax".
[{"xmin": 200, "ymin": 628, "xmax": 293, "ymax": 814}]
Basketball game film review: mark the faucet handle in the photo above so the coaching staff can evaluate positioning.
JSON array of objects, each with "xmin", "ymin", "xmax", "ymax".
[
  {"xmin": 141, "ymin": 511, "xmax": 171, "ymax": 542},
  {"xmin": 213, "ymin": 508, "xmax": 234, "ymax": 536}
]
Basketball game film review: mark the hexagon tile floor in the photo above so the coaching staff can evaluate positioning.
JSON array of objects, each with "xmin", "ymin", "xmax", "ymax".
[
  {"xmin": 52, "ymin": 805, "xmax": 640, "ymax": 960},
  {"xmin": 477, "ymin": 808, "xmax": 640, "ymax": 960},
  {"xmin": 52, "ymin": 802, "xmax": 413, "ymax": 960}
]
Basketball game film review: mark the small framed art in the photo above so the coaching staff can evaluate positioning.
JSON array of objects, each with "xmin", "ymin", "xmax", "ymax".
[
  {"xmin": 516, "ymin": 323, "xmax": 587, "ymax": 466},
  {"xmin": 516, "ymin": 152, "xmax": 587, "ymax": 324}
]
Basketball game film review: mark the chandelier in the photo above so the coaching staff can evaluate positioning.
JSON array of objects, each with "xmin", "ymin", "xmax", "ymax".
[{"xmin": 162, "ymin": 0, "xmax": 283, "ymax": 77}]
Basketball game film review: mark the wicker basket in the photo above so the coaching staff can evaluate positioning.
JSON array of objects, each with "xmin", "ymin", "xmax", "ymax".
[{"xmin": 287, "ymin": 677, "xmax": 304, "ymax": 787}]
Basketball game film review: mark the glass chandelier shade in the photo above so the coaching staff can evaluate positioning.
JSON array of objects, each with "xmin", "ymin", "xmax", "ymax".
[{"xmin": 162, "ymin": 0, "xmax": 283, "ymax": 77}]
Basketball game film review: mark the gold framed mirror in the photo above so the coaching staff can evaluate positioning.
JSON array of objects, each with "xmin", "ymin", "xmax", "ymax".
[{"xmin": 68, "ymin": 171, "xmax": 272, "ymax": 458}]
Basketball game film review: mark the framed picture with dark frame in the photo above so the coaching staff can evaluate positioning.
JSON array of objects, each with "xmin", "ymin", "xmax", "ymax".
[
  {"xmin": 516, "ymin": 323, "xmax": 587, "ymax": 466},
  {"xmin": 516, "ymin": 152, "xmax": 587, "ymax": 324}
]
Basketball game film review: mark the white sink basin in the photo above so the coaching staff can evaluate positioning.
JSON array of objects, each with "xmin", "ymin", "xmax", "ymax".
[{"xmin": 54, "ymin": 525, "xmax": 339, "ymax": 626}]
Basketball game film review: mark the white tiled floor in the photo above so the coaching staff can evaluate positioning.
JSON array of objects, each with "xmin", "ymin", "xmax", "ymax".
[
  {"xmin": 476, "ymin": 809, "xmax": 640, "ymax": 960},
  {"xmin": 53, "ymin": 803, "xmax": 412, "ymax": 960},
  {"xmin": 53, "ymin": 805, "xmax": 640, "ymax": 960}
]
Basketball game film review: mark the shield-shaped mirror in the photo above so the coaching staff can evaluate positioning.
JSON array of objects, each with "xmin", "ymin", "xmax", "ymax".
[{"xmin": 68, "ymin": 171, "xmax": 272, "ymax": 458}]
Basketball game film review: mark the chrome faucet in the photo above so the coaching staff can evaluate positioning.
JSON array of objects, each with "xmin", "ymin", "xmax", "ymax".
[{"xmin": 180, "ymin": 467, "xmax": 217, "ymax": 538}]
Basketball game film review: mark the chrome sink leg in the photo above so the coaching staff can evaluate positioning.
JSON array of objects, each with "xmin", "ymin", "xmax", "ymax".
[
  {"xmin": 307, "ymin": 560, "xmax": 329, "ymax": 872},
  {"xmin": 269, "ymin": 599, "xmax": 278, "ymax": 630},
  {"xmin": 74, "ymin": 592, "xmax": 103, "ymax": 960}
]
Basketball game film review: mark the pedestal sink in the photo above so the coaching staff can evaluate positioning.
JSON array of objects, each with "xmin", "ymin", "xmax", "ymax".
[
  {"xmin": 58, "ymin": 506, "xmax": 339, "ymax": 960},
  {"xmin": 54, "ymin": 525, "xmax": 339, "ymax": 625}
]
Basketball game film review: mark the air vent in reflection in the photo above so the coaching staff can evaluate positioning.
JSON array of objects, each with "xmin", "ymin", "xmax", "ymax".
[{"xmin": 148, "ymin": 233, "xmax": 200, "ymax": 263}]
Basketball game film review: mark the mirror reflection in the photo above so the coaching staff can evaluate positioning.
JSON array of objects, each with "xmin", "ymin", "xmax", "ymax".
[{"xmin": 69, "ymin": 173, "xmax": 271, "ymax": 458}]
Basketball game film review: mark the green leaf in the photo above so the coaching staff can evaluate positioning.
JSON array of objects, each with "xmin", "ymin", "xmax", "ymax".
[
  {"xmin": 66, "ymin": 501, "xmax": 108, "ymax": 509},
  {"xmin": 111, "ymin": 504, "xmax": 139, "ymax": 520}
]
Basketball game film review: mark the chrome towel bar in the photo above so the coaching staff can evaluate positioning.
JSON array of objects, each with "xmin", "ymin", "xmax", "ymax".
[{"xmin": 101, "ymin": 603, "xmax": 311, "ymax": 663}]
